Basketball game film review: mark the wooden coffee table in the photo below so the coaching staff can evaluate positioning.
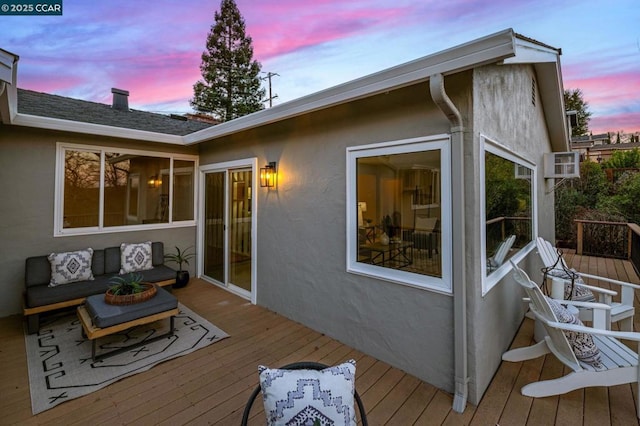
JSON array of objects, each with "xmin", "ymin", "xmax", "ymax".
[{"xmin": 77, "ymin": 289, "xmax": 179, "ymax": 361}]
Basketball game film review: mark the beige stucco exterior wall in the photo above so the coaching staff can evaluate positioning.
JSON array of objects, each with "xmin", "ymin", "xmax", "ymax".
[
  {"xmin": 198, "ymin": 76, "xmax": 474, "ymax": 395},
  {"xmin": 0, "ymin": 126, "xmax": 199, "ymax": 317},
  {"xmin": 465, "ymin": 64, "xmax": 557, "ymax": 404}
]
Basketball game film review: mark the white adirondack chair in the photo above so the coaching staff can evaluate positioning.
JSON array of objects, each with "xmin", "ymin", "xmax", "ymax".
[
  {"xmin": 504, "ymin": 261, "xmax": 640, "ymax": 418},
  {"xmin": 487, "ymin": 234, "xmax": 516, "ymax": 271},
  {"xmin": 536, "ymin": 237, "xmax": 639, "ymax": 331}
]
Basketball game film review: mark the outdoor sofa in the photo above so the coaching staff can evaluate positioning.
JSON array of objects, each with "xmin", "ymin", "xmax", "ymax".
[{"xmin": 24, "ymin": 241, "xmax": 176, "ymax": 334}]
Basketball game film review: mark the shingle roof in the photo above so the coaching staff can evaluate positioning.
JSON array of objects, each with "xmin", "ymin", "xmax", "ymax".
[{"xmin": 17, "ymin": 89, "xmax": 214, "ymax": 136}]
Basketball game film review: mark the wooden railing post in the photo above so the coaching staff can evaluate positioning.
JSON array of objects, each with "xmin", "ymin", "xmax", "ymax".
[
  {"xmin": 629, "ymin": 226, "xmax": 633, "ymax": 260},
  {"xmin": 576, "ymin": 220, "xmax": 583, "ymax": 255}
]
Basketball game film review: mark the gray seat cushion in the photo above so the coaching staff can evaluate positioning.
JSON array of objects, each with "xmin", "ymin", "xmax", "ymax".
[
  {"xmin": 85, "ymin": 286, "xmax": 178, "ymax": 328},
  {"xmin": 135, "ymin": 265, "xmax": 177, "ymax": 283},
  {"xmin": 26, "ymin": 275, "xmax": 112, "ymax": 307}
]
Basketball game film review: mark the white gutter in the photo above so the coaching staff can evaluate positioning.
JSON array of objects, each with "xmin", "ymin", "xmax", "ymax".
[
  {"xmin": 2, "ymin": 29, "xmax": 519, "ymax": 146},
  {"xmin": 11, "ymin": 113, "xmax": 184, "ymax": 145},
  {"xmin": 429, "ymin": 73, "xmax": 468, "ymax": 412},
  {"xmin": 184, "ymin": 28, "xmax": 518, "ymax": 145}
]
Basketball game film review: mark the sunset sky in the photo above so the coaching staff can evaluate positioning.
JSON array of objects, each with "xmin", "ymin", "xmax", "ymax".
[{"xmin": 1, "ymin": 0, "xmax": 638, "ymax": 134}]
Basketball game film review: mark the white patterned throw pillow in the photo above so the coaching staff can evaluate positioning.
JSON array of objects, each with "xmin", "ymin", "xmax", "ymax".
[
  {"xmin": 48, "ymin": 248, "xmax": 94, "ymax": 286},
  {"xmin": 545, "ymin": 296, "xmax": 604, "ymax": 370},
  {"xmin": 119, "ymin": 241, "xmax": 153, "ymax": 274},
  {"xmin": 259, "ymin": 360, "xmax": 357, "ymax": 426}
]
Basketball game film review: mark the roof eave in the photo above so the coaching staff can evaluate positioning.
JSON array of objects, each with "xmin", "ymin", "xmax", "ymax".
[
  {"xmin": 11, "ymin": 113, "xmax": 184, "ymax": 144},
  {"xmin": 184, "ymin": 28, "xmax": 520, "ymax": 145}
]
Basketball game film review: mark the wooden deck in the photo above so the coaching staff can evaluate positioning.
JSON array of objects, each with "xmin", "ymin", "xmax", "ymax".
[{"xmin": 1, "ymin": 253, "xmax": 639, "ymax": 425}]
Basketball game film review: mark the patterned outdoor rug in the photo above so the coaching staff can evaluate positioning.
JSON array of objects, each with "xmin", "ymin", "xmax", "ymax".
[{"xmin": 24, "ymin": 303, "xmax": 229, "ymax": 415}]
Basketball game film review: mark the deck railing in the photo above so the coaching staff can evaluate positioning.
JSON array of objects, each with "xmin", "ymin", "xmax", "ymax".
[{"xmin": 575, "ymin": 219, "xmax": 640, "ymax": 274}]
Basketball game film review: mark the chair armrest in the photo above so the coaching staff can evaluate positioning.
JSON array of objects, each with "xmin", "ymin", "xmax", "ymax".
[
  {"xmin": 549, "ymin": 276, "xmax": 617, "ymax": 297},
  {"xmin": 541, "ymin": 317, "xmax": 640, "ymax": 342},
  {"xmin": 576, "ymin": 272, "xmax": 640, "ymax": 290},
  {"xmin": 575, "ymin": 272, "xmax": 640, "ymax": 306},
  {"xmin": 530, "ymin": 297, "xmax": 612, "ymax": 330}
]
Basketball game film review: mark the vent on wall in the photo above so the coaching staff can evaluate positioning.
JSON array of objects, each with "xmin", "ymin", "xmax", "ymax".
[
  {"xmin": 531, "ymin": 77, "xmax": 536, "ymax": 106},
  {"xmin": 544, "ymin": 152, "xmax": 580, "ymax": 178}
]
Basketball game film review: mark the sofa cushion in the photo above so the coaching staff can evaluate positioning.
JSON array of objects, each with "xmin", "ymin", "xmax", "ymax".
[
  {"xmin": 48, "ymin": 248, "xmax": 95, "ymax": 287},
  {"xmin": 104, "ymin": 247, "xmax": 121, "ymax": 274},
  {"xmin": 27, "ymin": 275, "xmax": 112, "ymax": 307},
  {"xmin": 25, "ymin": 256, "xmax": 52, "ymax": 288},
  {"xmin": 85, "ymin": 286, "xmax": 178, "ymax": 328},
  {"xmin": 120, "ymin": 242, "xmax": 153, "ymax": 274},
  {"xmin": 151, "ymin": 242, "xmax": 165, "ymax": 266},
  {"xmin": 91, "ymin": 249, "xmax": 105, "ymax": 276},
  {"xmin": 137, "ymin": 265, "xmax": 177, "ymax": 283}
]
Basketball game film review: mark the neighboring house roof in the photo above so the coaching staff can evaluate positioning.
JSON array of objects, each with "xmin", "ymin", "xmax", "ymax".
[
  {"xmin": 0, "ymin": 28, "xmax": 569, "ymax": 150},
  {"xmin": 572, "ymin": 133, "xmax": 609, "ymax": 143},
  {"xmin": 589, "ymin": 142, "xmax": 640, "ymax": 152},
  {"xmin": 17, "ymin": 88, "xmax": 213, "ymax": 136}
]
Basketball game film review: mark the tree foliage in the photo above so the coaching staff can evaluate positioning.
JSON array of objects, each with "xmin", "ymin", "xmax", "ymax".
[
  {"xmin": 564, "ymin": 88, "xmax": 592, "ymax": 136},
  {"xmin": 602, "ymin": 148, "xmax": 640, "ymax": 169},
  {"xmin": 555, "ymin": 159, "xmax": 640, "ymax": 244},
  {"xmin": 191, "ymin": 0, "xmax": 265, "ymax": 122}
]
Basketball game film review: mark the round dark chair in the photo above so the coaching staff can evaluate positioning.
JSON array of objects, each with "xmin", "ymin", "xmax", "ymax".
[{"xmin": 240, "ymin": 361, "xmax": 368, "ymax": 425}]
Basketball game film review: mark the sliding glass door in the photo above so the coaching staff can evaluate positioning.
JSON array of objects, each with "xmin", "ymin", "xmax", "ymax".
[{"xmin": 201, "ymin": 164, "xmax": 254, "ymax": 299}]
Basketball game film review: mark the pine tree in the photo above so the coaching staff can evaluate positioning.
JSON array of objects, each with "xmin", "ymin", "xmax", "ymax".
[
  {"xmin": 564, "ymin": 88, "xmax": 592, "ymax": 136},
  {"xmin": 191, "ymin": 0, "xmax": 265, "ymax": 122}
]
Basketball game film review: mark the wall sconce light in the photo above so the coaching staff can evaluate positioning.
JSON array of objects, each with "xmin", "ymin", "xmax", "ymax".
[
  {"xmin": 148, "ymin": 175, "xmax": 161, "ymax": 188},
  {"xmin": 260, "ymin": 161, "xmax": 277, "ymax": 188}
]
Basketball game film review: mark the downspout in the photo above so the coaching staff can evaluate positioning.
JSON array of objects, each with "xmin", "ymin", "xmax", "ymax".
[{"xmin": 429, "ymin": 73, "xmax": 468, "ymax": 412}]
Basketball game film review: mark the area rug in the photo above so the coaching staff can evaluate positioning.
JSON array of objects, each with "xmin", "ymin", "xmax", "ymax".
[{"xmin": 24, "ymin": 303, "xmax": 229, "ymax": 415}]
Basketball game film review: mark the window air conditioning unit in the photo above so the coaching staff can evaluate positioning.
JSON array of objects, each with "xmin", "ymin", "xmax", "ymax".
[{"xmin": 544, "ymin": 152, "xmax": 580, "ymax": 178}]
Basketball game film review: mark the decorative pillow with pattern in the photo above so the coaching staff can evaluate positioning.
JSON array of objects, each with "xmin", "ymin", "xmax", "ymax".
[
  {"xmin": 48, "ymin": 248, "xmax": 94, "ymax": 287},
  {"xmin": 545, "ymin": 296, "xmax": 604, "ymax": 370},
  {"xmin": 119, "ymin": 242, "xmax": 153, "ymax": 274},
  {"xmin": 259, "ymin": 360, "xmax": 357, "ymax": 426},
  {"xmin": 546, "ymin": 267, "xmax": 595, "ymax": 302}
]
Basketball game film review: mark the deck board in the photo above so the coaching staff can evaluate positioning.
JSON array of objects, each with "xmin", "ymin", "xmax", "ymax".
[{"xmin": 1, "ymin": 254, "xmax": 640, "ymax": 424}]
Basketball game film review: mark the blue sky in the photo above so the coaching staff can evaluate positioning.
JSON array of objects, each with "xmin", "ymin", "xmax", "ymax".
[{"xmin": 1, "ymin": 0, "xmax": 638, "ymax": 133}]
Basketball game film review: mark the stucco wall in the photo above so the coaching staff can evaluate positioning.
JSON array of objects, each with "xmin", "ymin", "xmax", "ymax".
[
  {"xmin": 0, "ymin": 126, "xmax": 198, "ymax": 317},
  {"xmin": 198, "ymin": 81, "xmax": 464, "ymax": 393},
  {"xmin": 466, "ymin": 64, "xmax": 558, "ymax": 403}
]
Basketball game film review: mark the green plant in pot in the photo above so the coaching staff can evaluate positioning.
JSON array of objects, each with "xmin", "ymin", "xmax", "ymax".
[
  {"xmin": 164, "ymin": 246, "xmax": 195, "ymax": 288},
  {"xmin": 105, "ymin": 272, "xmax": 156, "ymax": 305}
]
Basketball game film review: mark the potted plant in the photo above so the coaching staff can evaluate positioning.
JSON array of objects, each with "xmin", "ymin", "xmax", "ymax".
[
  {"xmin": 164, "ymin": 246, "xmax": 195, "ymax": 288},
  {"xmin": 105, "ymin": 272, "xmax": 156, "ymax": 305}
]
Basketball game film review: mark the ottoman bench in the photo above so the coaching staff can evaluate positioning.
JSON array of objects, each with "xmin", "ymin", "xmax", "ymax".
[{"xmin": 77, "ymin": 286, "xmax": 179, "ymax": 361}]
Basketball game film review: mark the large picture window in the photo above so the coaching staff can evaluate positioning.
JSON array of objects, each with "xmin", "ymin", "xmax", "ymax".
[
  {"xmin": 56, "ymin": 143, "xmax": 197, "ymax": 235},
  {"xmin": 347, "ymin": 136, "xmax": 452, "ymax": 293},
  {"xmin": 481, "ymin": 137, "xmax": 536, "ymax": 292}
]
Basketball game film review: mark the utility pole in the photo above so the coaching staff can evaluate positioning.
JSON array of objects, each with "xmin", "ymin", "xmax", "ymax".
[{"xmin": 262, "ymin": 72, "xmax": 279, "ymax": 107}]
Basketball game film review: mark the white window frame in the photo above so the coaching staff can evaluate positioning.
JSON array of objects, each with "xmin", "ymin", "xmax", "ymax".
[
  {"xmin": 346, "ymin": 135, "xmax": 452, "ymax": 293},
  {"xmin": 480, "ymin": 135, "xmax": 538, "ymax": 294},
  {"xmin": 54, "ymin": 142, "xmax": 198, "ymax": 236}
]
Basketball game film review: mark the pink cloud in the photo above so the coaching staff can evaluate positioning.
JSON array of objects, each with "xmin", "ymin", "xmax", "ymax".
[
  {"xmin": 242, "ymin": 1, "xmax": 416, "ymax": 60},
  {"xmin": 590, "ymin": 112, "xmax": 640, "ymax": 134}
]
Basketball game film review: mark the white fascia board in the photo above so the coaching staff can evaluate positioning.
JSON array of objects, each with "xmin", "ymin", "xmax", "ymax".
[
  {"xmin": 536, "ymin": 61, "xmax": 571, "ymax": 152},
  {"xmin": 501, "ymin": 37, "xmax": 569, "ymax": 152},
  {"xmin": 503, "ymin": 37, "xmax": 560, "ymax": 64},
  {"xmin": 11, "ymin": 113, "xmax": 184, "ymax": 144},
  {"xmin": 184, "ymin": 28, "xmax": 519, "ymax": 145},
  {"xmin": 0, "ymin": 48, "xmax": 17, "ymax": 84},
  {"xmin": 0, "ymin": 48, "xmax": 18, "ymax": 124}
]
